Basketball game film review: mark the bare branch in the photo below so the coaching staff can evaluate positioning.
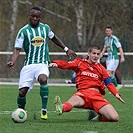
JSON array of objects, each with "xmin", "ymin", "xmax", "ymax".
[
  {"xmin": 40, "ymin": 7, "xmax": 71, "ymax": 22},
  {"xmin": 18, "ymin": 0, "xmax": 71, "ymax": 22},
  {"xmin": 18, "ymin": 0, "xmax": 32, "ymax": 5}
]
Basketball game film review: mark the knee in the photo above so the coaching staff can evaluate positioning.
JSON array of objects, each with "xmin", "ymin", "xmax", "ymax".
[
  {"xmin": 39, "ymin": 78, "xmax": 47, "ymax": 84},
  {"xmin": 38, "ymin": 74, "xmax": 47, "ymax": 84},
  {"xmin": 110, "ymin": 114, "xmax": 119, "ymax": 122},
  {"xmin": 19, "ymin": 88, "xmax": 28, "ymax": 97}
]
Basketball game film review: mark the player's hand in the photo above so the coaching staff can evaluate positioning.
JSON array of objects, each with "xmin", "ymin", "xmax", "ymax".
[
  {"xmin": 49, "ymin": 63, "xmax": 58, "ymax": 67},
  {"xmin": 66, "ymin": 49, "xmax": 77, "ymax": 58},
  {"xmin": 115, "ymin": 93, "xmax": 125, "ymax": 104},
  {"xmin": 120, "ymin": 57, "xmax": 125, "ymax": 63},
  {"xmin": 7, "ymin": 61, "xmax": 14, "ymax": 69}
]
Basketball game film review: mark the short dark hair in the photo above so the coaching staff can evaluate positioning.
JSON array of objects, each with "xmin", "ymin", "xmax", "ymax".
[
  {"xmin": 88, "ymin": 45, "xmax": 101, "ymax": 52},
  {"xmin": 30, "ymin": 6, "xmax": 41, "ymax": 12},
  {"xmin": 106, "ymin": 26, "xmax": 112, "ymax": 30}
]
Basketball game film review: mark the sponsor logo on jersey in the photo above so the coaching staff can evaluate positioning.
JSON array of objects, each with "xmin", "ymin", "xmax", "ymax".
[
  {"xmin": 31, "ymin": 36, "xmax": 44, "ymax": 46},
  {"xmin": 107, "ymin": 44, "xmax": 111, "ymax": 51},
  {"xmin": 81, "ymin": 71, "xmax": 98, "ymax": 78}
]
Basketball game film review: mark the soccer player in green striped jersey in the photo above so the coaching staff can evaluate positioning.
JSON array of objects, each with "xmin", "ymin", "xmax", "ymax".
[
  {"xmin": 7, "ymin": 6, "xmax": 77, "ymax": 120},
  {"xmin": 101, "ymin": 26, "xmax": 125, "ymax": 90}
]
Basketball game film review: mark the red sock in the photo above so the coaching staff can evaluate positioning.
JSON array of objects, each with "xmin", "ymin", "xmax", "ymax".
[
  {"xmin": 99, "ymin": 116, "xmax": 109, "ymax": 122},
  {"xmin": 62, "ymin": 102, "xmax": 72, "ymax": 112}
]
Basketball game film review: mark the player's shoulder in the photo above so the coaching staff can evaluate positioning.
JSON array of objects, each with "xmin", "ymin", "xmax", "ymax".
[
  {"xmin": 76, "ymin": 57, "xmax": 87, "ymax": 62},
  {"xmin": 76, "ymin": 58, "xmax": 89, "ymax": 66},
  {"xmin": 40, "ymin": 22, "xmax": 50, "ymax": 28},
  {"xmin": 112, "ymin": 35, "xmax": 119, "ymax": 41},
  {"xmin": 104, "ymin": 36, "xmax": 108, "ymax": 41},
  {"xmin": 96, "ymin": 62, "xmax": 105, "ymax": 68},
  {"xmin": 72, "ymin": 58, "xmax": 83, "ymax": 64},
  {"xmin": 95, "ymin": 63, "xmax": 107, "ymax": 73},
  {"xmin": 74, "ymin": 57, "xmax": 82, "ymax": 61}
]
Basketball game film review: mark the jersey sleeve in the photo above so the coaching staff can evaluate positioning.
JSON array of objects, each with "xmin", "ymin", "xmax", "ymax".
[
  {"xmin": 44, "ymin": 24, "xmax": 54, "ymax": 39},
  {"xmin": 14, "ymin": 30, "xmax": 24, "ymax": 50},
  {"xmin": 113, "ymin": 36, "xmax": 121, "ymax": 48},
  {"xmin": 52, "ymin": 58, "xmax": 80, "ymax": 70},
  {"xmin": 100, "ymin": 64, "xmax": 120, "ymax": 95},
  {"xmin": 104, "ymin": 37, "xmax": 107, "ymax": 47},
  {"xmin": 106, "ymin": 83, "xmax": 120, "ymax": 95}
]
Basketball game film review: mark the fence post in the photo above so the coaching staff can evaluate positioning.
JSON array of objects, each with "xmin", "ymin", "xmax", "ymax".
[{"xmin": 123, "ymin": 33, "xmax": 127, "ymax": 80}]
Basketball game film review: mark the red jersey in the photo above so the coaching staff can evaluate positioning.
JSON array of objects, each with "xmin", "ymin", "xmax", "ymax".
[{"xmin": 52, "ymin": 58, "xmax": 119, "ymax": 95}]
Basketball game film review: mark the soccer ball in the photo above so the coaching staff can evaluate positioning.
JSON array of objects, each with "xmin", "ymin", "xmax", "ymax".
[{"xmin": 11, "ymin": 108, "xmax": 27, "ymax": 123}]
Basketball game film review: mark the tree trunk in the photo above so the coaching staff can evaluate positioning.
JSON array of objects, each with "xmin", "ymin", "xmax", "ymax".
[
  {"xmin": 72, "ymin": 1, "xmax": 83, "ymax": 46},
  {"xmin": 7, "ymin": 0, "xmax": 18, "ymax": 61}
]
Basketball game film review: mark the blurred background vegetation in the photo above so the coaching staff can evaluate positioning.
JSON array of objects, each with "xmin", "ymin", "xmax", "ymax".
[{"xmin": 0, "ymin": 0, "xmax": 133, "ymax": 80}]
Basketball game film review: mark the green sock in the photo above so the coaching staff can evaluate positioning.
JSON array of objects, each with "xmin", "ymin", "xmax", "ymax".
[
  {"xmin": 110, "ymin": 75, "xmax": 118, "ymax": 87},
  {"xmin": 40, "ymin": 84, "xmax": 49, "ymax": 109},
  {"xmin": 17, "ymin": 96, "xmax": 26, "ymax": 109}
]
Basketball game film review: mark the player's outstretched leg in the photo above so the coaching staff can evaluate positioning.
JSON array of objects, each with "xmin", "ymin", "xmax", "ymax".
[
  {"xmin": 54, "ymin": 95, "xmax": 63, "ymax": 115},
  {"xmin": 88, "ymin": 110, "xmax": 109, "ymax": 122},
  {"xmin": 90, "ymin": 115, "xmax": 109, "ymax": 122}
]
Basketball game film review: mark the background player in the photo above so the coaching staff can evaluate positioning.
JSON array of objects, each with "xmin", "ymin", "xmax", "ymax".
[{"xmin": 101, "ymin": 26, "xmax": 125, "ymax": 90}]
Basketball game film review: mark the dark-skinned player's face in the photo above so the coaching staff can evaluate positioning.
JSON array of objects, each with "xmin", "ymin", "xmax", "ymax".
[{"xmin": 29, "ymin": 9, "xmax": 41, "ymax": 28}]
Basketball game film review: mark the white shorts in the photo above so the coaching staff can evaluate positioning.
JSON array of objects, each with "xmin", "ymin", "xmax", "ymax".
[
  {"xmin": 19, "ymin": 64, "xmax": 49, "ymax": 91},
  {"xmin": 106, "ymin": 59, "xmax": 119, "ymax": 72}
]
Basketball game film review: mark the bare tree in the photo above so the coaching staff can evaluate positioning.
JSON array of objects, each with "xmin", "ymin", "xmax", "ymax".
[
  {"xmin": 71, "ymin": 0, "xmax": 83, "ymax": 46},
  {"xmin": 7, "ymin": 0, "xmax": 18, "ymax": 52},
  {"xmin": 6, "ymin": 0, "xmax": 18, "ymax": 63}
]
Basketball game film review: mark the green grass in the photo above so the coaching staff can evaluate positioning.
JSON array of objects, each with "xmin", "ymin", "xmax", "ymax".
[{"xmin": 0, "ymin": 85, "xmax": 132, "ymax": 133}]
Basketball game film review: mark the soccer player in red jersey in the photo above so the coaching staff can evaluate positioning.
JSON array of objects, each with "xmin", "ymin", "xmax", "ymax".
[{"xmin": 50, "ymin": 45, "xmax": 125, "ymax": 122}]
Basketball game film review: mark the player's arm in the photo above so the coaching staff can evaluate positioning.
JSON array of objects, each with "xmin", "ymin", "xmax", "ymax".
[
  {"xmin": 49, "ymin": 60, "xmax": 69, "ymax": 69},
  {"xmin": 51, "ymin": 35, "xmax": 77, "ymax": 58},
  {"xmin": 114, "ymin": 37, "xmax": 125, "ymax": 63},
  {"xmin": 7, "ymin": 49, "xmax": 21, "ymax": 68},
  {"xmin": 50, "ymin": 60, "xmax": 75, "ymax": 69},
  {"xmin": 7, "ymin": 29, "xmax": 24, "ymax": 69},
  {"xmin": 100, "ymin": 47, "xmax": 106, "ymax": 58},
  {"xmin": 101, "ymin": 64, "xmax": 125, "ymax": 103},
  {"xmin": 50, "ymin": 58, "xmax": 79, "ymax": 69},
  {"xmin": 46, "ymin": 24, "xmax": 76, "ymax": 58},
  {"xmin": 104, "ymin": 79, "xmax": 125, "ymax": 104},
  {"xmin": 119, "ymin": 47, "xmax": 125, "ymax": 63}
]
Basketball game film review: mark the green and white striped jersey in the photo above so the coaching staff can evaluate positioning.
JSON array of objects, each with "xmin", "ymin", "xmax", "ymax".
[
  {"xmin": 104, "ymin": 35, "xmax": 121, "ymax": 60},
  {"xmin": 14, "ymin": 22, "xmax": 54, "ymax": 66}
]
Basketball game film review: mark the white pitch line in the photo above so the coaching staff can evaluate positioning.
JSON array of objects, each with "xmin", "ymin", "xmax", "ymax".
[
  {"xmin": 0, "ymin": 109, "xmax": 88, "ymax": 115},
  {"xmin": 0, "ymin": 82, "xmax": 75, "ymax": 86},
  {"xmin": 0, "ymin": 82, "xmax": 133, "ymax": 87}
]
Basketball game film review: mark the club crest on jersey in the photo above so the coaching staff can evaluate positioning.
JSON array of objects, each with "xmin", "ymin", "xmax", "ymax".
[
  {"xmin": 31, "ymin": 36, "xmax": 44, "ymax": 46},
  {"xmin": 107, "ymin": 44, "xmax": 111, "ymax": 51}
]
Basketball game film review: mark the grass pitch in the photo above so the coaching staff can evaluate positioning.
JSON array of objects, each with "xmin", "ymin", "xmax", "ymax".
[{"xmin": 0, "ymin": 85, "xmax": 132, "ymax": 133}]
